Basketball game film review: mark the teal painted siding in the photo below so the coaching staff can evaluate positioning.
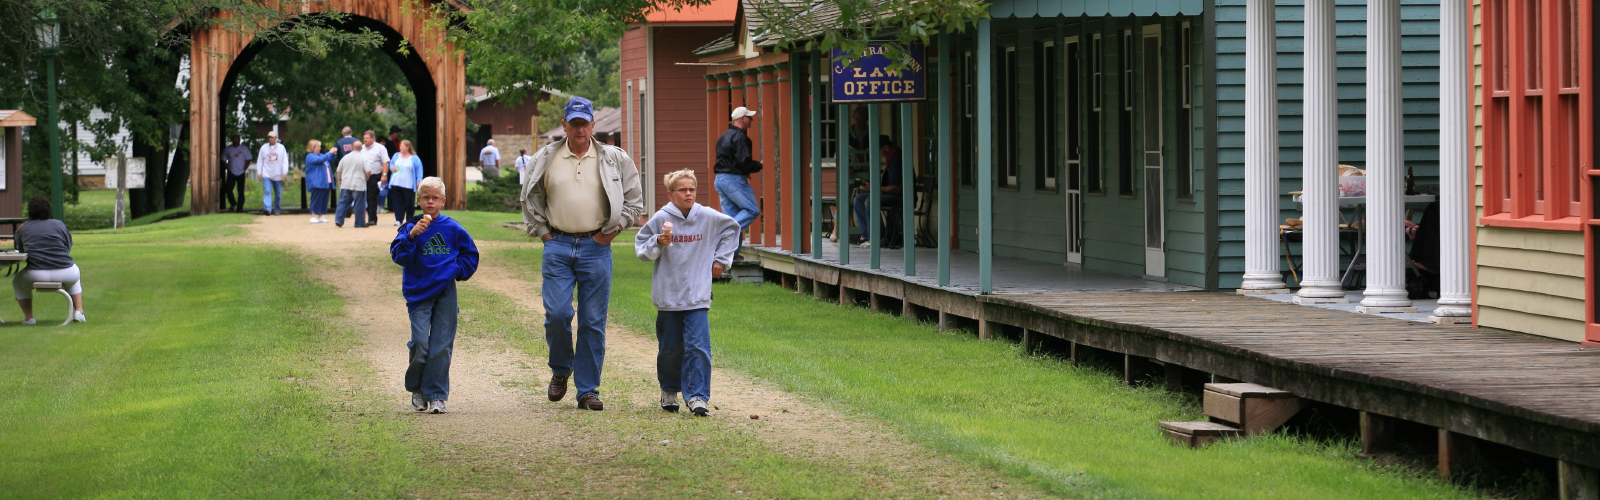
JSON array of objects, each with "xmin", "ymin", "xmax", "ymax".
[
  {"xmin": 1213, "ymin": 0, "xmax": 1441, "ymax": 289},
  {"xmin": 956, "ymin": 14, "xmax": 1209, "ymax": 288}
]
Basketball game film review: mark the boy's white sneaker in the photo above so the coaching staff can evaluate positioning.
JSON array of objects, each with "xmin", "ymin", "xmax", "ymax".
[
  {"xmin": 411, "ymin": 393, "xmax": 427, "ymax": 412},
  {"xmin": 72, "ymin": 311, "xmax": 86, "ymax": 323},
  {"xmin": 687, "ymin": 398, "xmax": 708, "ymax": 417},
  {"xmin": 659, "ymin": 391, "xmax": 680, "ymax": 413},
  {"xmin": 21, "ymin": 318, "xmax": 35, "ymax": 325},
  {"xmin": 428, "ymin": 400, "xmax": 448, "ymax": 414}
]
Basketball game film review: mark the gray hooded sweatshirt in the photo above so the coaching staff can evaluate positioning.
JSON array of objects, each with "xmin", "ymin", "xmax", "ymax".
[{"xmin": 635, "ymin": 202, "xmax": 741, "ymax": 311}]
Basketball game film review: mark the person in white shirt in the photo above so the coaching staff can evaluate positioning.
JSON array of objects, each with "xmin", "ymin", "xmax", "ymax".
[
  {"xmin": 514, "ymin": 149, "xmax": 532, "ymax": 186},
  {"xmin": 479, "ymin": 139, "xmax": 501, "ymax": 179},
  {"xmin": 362, "ymin": 130, "xmax": 390, "ymax": 223},
  {"xmin": 256, "ymin": 131, "xmax": 290, "ymax": 216}
]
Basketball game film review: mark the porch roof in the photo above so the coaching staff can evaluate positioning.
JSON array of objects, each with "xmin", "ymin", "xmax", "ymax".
[{"xmin": 987, "ymin": 0, "xmax": 1202, "ymax": 18}]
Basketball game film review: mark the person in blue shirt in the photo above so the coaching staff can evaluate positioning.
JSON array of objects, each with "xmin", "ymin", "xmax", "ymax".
[
  {"xmin": 390, "ymin": 176, "xmax": 479, "ymax": 413},
  {"xmin": 304, "ymin": 139, "xmax": 337, "ymax": 224},
  {"xmin": 388, "ymin": 139, "xmax": 423, "ymax": 226},
  {"xmin": 851, "ymin": 136, "xmax": 902, "ymax": 248}
]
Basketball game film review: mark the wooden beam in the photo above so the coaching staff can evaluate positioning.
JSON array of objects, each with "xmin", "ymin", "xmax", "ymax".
[
  {"xmin": 1438, "ymin": 429, "xmax": 1479, "ymax": 482},
  {"xmin": 1561, "ymin": 460, "xmax": 1600, "ymax": 500},
  {"xmin": 1361, "ymin": 411, "xmax": 1400, "ymax": 456}
]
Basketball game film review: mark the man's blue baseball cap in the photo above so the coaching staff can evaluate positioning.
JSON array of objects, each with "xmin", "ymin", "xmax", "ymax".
[{"xmin": 564, "ymin": 97, "xmax": 595, "ymax": 123}]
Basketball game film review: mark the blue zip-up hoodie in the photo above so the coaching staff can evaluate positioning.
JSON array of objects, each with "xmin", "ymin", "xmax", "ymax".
[{"xmin": 391, "ymin": 214, "xmax": 479, "ymax": 310}]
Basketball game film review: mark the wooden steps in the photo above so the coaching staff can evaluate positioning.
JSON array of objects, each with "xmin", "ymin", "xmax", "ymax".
[
  {"xmin": 1160, "ymin": 421, "xmax": 1242, "ymax": 447},
  {"xmin": 1161, "ymin": 383, "xmax": 1305, "ymax": 448},
  {"xmin": 1203, "ymin": 383, "xmax": 1304, "ymax": 435}
]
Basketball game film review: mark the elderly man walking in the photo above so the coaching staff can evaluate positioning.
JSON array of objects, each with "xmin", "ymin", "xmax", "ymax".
[
  {"xmin": 479, "ymin": 139, "xmax": 501, "ymax": 179},
  {"xmin": 520, "ymin": 96, "xmax": 644, "ymax": 411},
  {"xmin": 362, "ymin": 130, "xmax": 390, "ymax": 224},
  {"xmin": 257, "ymin": 131, "xmax": 290, "ymax": 216}
]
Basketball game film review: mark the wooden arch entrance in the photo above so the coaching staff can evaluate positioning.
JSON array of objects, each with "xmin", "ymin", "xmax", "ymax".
[{"xmin": 188, "ymin": 0, "xmax": 466, "ymax": 214}]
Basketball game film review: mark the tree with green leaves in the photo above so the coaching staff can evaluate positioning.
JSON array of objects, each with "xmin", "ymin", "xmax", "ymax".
[
  {"xmin": 426, "ymin": 0, "xmax": 989, "ymax": 108},
  {"xmin": 0, "ymin": 0, "xmax": 385, "ymax": 218}
]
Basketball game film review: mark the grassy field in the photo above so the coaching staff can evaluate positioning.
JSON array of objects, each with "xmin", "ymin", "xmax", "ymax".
[
  {"xmin": 0, "ymin": 214, "xmax": 428, "ymax": 498},
  {"xmin": 0, "ymin": 211, "xmax": 1504, "ymax": 498},
  {"xmin": 465, "ymin": 209, "xmax": 1486, "ymax": 500}
]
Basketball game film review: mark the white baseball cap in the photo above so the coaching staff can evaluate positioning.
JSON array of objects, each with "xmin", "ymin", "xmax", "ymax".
[
  {"xmin": 731, "ymin": 107, "xmax": 757, "ymax": 120},
  {"xmin": 266, "ymin": 131, "xmax": 278, "ymax": 137}
]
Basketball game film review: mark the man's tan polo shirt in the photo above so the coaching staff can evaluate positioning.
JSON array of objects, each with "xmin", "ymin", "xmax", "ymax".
[{"xmin": 544, "ymin": 140, "xmax": 609, "ymax": 233}]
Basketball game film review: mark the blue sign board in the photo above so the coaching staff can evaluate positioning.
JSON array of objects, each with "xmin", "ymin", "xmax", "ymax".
[{"xmin": 831, "ymin": 44, "xmax": 926, "ymax": 103}]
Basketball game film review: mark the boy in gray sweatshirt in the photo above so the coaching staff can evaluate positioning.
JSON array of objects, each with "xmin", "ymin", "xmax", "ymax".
[{"xmin": 635, "ymin": 169, "xmax": 741, "ymax": 416}]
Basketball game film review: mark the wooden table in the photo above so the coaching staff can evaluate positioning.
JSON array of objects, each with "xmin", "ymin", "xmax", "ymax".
[
  {"xmin": 0, "ymin": 252, "xmax": 27, "ymax": 274},
  {"xmin": 0, "ymin": 217, "xmax": 26, "ymax": 237}
]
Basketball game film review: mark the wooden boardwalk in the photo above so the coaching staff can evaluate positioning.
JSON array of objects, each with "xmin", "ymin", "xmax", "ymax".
[{"xmin": 981, "ymin": 292, "xmax": 1600, "ymax": 469}]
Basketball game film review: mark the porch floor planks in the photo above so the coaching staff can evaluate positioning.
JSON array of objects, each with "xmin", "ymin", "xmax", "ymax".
[{"xmin": 983, "ymin": 292, "xmax": 1600, "ymax": 434}]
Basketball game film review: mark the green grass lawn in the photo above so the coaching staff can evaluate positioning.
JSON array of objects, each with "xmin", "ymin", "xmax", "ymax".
[
  {"xmin": 0, "ymin": 215, "xmax": 427, "ymax": 498},
  {"xmin": 472, "ymin": 208, "xmax": 1484, "ymax": 500}
]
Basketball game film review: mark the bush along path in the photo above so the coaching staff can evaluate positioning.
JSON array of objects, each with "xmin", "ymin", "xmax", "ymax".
[{"xmin": 248, "ymin": 213, "xmax": 1050, "ymax": 499}]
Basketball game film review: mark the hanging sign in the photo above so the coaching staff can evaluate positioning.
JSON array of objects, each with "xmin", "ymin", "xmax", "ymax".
[{"xmin": 831, "ymin": 43, "xmax": 926, "ymax": 103}]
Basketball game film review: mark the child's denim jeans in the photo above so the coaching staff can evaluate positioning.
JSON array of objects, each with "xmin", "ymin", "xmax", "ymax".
[
  {"xmin": 655, "ymin": 308, "xmax": 711, "ymax": 402},
  {"xmin": 406, "ymin": 282, "xmax": 457, "ymax": 402}
]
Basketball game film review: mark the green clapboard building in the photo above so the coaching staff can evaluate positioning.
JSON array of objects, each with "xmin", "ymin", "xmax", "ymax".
[{"xmin": 934, "ymin": 0, "xmax": 1440, "ymax": 290}]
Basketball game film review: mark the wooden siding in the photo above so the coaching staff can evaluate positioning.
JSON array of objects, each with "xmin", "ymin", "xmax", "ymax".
[
  {"xmin": 646, "ymin": 26, "xmax": 729, "ymax": 209},
  {"xmin": 957, "ymin": 15, "xmax": 1208, "ymax": 288},
  {"xmin": 1467, "ymin": 0, "xmax": 1588, "ymax": 342},
  {"xmin": 1213, "ymin": 0, "xmax": 1443, "ymax": 289},
  {"xmin": 1475, "ymin": 227, "xmax": 1588, "ymax": 341}
]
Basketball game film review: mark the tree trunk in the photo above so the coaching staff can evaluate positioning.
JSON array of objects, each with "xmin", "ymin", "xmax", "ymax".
[{"xmin": 164, "ymin": 123, "xmax": 189, "ymax": 209}]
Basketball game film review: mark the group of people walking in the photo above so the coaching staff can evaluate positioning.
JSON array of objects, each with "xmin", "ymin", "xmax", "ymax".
[
  {"xmin": 395, "ymin": 96, "xmax": 741, "ymax": 417},
  {"xmin": 221, "ymin": 126, "xmax": 420, "ymax": 228}
]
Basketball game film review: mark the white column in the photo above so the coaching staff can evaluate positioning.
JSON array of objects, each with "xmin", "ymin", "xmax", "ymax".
[
  {"xmin": 1296, "ymin": 0, "xmax": 1348, "ymax": 304},
  {"xmin": 1359, "ymin": 0, "xmax": 1416, "ymax": 313},
  {"xmin": 1239, "ymin": 0, "xmax": 1290, "ymax": 294},
  {"xmin": 1431, "ymin": 0, "xmax": 1472, "ymax": 323}
]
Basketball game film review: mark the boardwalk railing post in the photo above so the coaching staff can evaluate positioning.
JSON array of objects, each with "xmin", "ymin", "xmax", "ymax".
[
  {"xmin": 869, "ymin": 105, "xmax": 882, "ymax": 269},
  {"xmin": 902, "ymin": 101, "xmax": 916, "ymax": 275},
  {"xmin": 811, "ymin": 52, "xmax": 825, "ymax": 259},
  {"xmin": 838, "ymin": 101, "xmax": 851, "ymax": 265},
  {"xmin": 937, "ymin": 32, "xmax": 953, "ymax": 287},
  {"xmin": 977, "ymin": 18, "xmax": 994, "ymax": 294}
]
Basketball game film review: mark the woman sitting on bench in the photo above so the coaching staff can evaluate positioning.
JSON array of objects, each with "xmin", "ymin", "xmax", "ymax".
[{"xmin": 14, "ymin": 196, "xmax": 85, "ymax": 324}]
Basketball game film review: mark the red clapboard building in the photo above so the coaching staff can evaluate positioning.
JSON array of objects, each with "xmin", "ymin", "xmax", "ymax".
[{"xmin": 618, "ymin": 0, "xmax": 739, "ymax": 210}]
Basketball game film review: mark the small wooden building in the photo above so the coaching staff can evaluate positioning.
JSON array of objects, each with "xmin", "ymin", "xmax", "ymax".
[
  {"xmin": 0, "ymin": 110, "xmax": 33, "ymax": 232},
  {"xmin": 618, "ymin": 0, "xmax": 739, "ymax": 209}
]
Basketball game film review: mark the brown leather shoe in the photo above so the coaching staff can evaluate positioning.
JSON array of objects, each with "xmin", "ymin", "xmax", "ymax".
[
  {"xmin": 576, "ymin": 393, "xmax": 604, "ymax": 411},
  {"xmin": 547, "ymin": 375, "xmax": 568, "ymax": 402}
]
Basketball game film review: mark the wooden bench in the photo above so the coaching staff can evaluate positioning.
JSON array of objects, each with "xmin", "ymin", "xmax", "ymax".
[{"xmin": 31, "ymin": 281, "xmax": 73, "ymax": 327}]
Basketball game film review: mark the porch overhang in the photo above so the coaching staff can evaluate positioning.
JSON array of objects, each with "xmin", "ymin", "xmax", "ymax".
[{"xmin": 988, "ymin": 0, "xmax": 1204, "ymax": 18}]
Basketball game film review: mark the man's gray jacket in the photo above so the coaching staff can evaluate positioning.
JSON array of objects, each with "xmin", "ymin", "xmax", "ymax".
[{"xmin": 520, "ymin": 137, "xmax": 646, "ymax": 238}]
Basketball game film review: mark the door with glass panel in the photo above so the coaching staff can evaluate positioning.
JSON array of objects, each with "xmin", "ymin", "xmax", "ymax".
[
  {"xmin": 1140, "ymin": 25, "xmax": 1165, "ymax": 278},
  {"xmin": 1063, "ymin": 36, "xmax": 1083, "ymax": 264}
]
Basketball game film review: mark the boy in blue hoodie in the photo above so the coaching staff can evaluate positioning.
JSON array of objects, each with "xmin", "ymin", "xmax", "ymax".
[
  {"xmin": 391, "ymin": 176, "xmax": 479, "ymax": 414},
  {"xmin": 635, "ymin": 170, "xmax": 741, "ymax": 416}
]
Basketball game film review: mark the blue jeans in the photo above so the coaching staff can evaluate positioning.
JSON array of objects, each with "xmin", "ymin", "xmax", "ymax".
[
  {"xmin": 542, "ymin": 234, "xmax": 612, "ymax": 398},
  {"xmin": 334, "ymin": 189, "xmax": 368, "ymax": 227},
  {"xmin": 656, "ymin": 309, "xmax": 711, "ymax": 402},
  {"xmin": 309, "ymin": 187, "xmax": 331, "ymax": 216},
  {"xmin": 852, "ymin": 193, "xmax": 901, "ymax": 242},
  {"xmin": 262, "ymin": 179, "xmax": 284, "ymax": 213},
  {"xmin": 406, "ymin": 283, "xmax": 457, "ymax": 402},
  {"xmin": 714, "ymin": 174, "xmax": 760, "ymax": 230}
]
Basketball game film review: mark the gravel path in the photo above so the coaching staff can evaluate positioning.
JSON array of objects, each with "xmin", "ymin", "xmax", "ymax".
[{"xmin": 247, "ymin": 214, "xmax": 1047, "ymax": 498}]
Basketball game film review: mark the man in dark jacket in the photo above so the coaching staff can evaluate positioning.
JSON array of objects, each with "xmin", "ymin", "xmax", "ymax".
[{"xmin": 713, "ymin": 106, "xmax": 761, "ymax": 260}]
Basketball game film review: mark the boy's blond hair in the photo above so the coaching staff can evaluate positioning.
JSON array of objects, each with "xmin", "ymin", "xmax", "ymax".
[
  {"xmin": 662, "ymin": 169, "xmax": 697, "ymax": 190},
  {"xmin": 416, "ymin": 176, "xmax": 447, "ymax": 197}
]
